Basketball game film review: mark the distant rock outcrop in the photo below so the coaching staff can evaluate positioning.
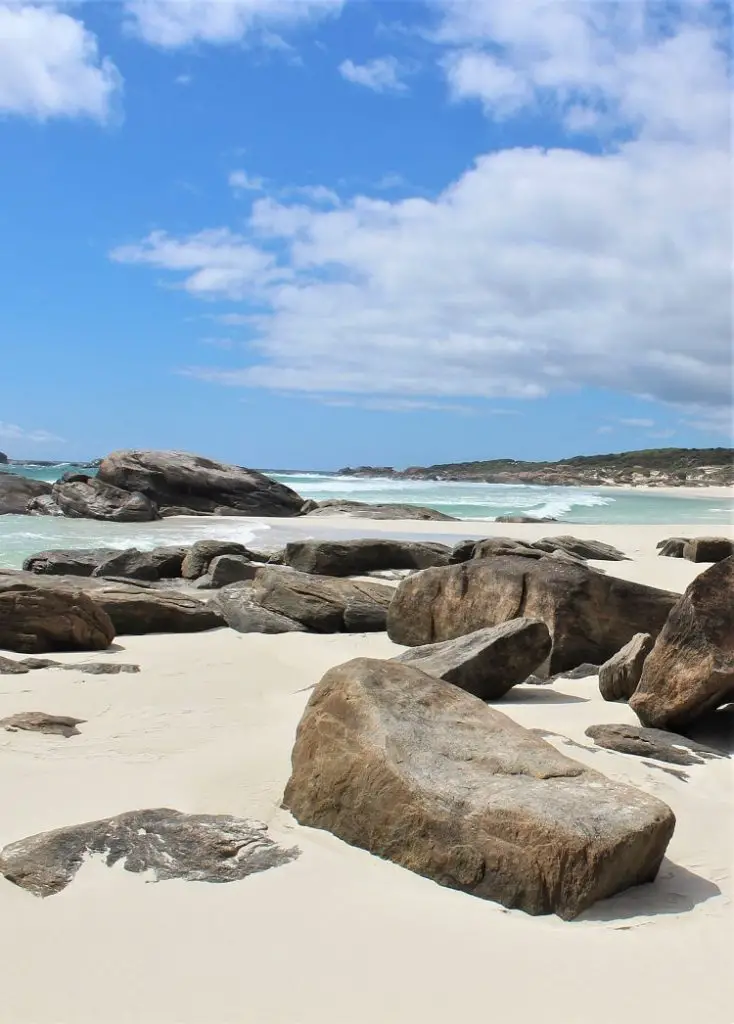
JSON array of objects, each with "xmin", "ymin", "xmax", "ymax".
[
  {"xmin": 301, "ymin": 499, "xmax": 456, "ymax": 521},
  {"xmin": 50, "ymin": 478, "xmax": 158, "ymax": 523}
]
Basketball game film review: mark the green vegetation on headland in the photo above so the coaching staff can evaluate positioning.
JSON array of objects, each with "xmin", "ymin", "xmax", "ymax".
[{"xmin": 339, "ymin": 448, "xmax": 734, "ymax": 488}]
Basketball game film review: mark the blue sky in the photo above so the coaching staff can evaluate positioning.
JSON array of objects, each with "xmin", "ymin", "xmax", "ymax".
[{"xmin": 0, "ymin": 0, "xmax": 731, "ymax": 469}]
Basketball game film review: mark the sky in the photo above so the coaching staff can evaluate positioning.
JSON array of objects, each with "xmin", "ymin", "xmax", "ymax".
[{"xmin": 0, "ymin": 0, "xmax": 731, "ymax": 470}]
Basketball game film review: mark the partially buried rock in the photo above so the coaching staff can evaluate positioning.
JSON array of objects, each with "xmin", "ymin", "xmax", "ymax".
[
  {"xmin": 531, "ymin": 536, "xmax": 629, "ymax": 561},
  {"xmin": 682, "ymin": 537, "xmax": 734, "ymax": 563},
  {"xmin": 251, "ymin": 567, "xmax": 394, "ymax": 633},
  {"xmin": 85, "ymin": 585, "xmax": 224, "ymax": 636},
  {"xmin": 92, "ymin": 546, "xmax": 186, "ymax": 581},
  {"xmin": 0, "ymin": 580, "xmax": 115, "ymax": 654},
  {"xmin": 62, "ymin": 662, "xmax": 140, "ymax": 674},
  {"xmin": 181, "ymin": 540, "xmax": 253, "ymax": 580},
  {"xmin": 97, "ymin": 449, "xmax": 304, "ymax": 517},
  {"xmin": 630, "ymin": 556, "xmax": 734, "ymax": 730},
  {"xmin": 283, "ymin": 658, "xmax": 675, "ymax": 919},
  {"xmin": 212, "ymin": 585, "xmax": 307, "ymax": 634},
  {"xmin": 51, "ymin": 478, "xmax": 158, "ymax": 523},
  {"xmin": 393, "ymin": 619, "xmax": 551, "ymax": 700},
  {"xmin": 284, "ymin": 538, "xmax": 451, "ymax": 576},
  {"xmin": 0, "ymin": 655, "xmax": 30, "ymax": 674},
  {"xmin": 599, "ymin": 633, "xmax": 653, "ymax": 702},
  {"xmin": 387, "ymin": 555, "xmax": 677, "ymax": 675},
  {"xmin": 495, "ymin": 514, "xmax": 557, "ymax": 523},
  {"xmin": 585, "ymin": 724, "xmax": 724, "ymax": 767},
  {"xmin": 0, "ymin": 809, "xmax": 299, "ymax": 897},
  {"xmin": 0, "ymin": 712, "xmax": 85, "ymax": 738}
]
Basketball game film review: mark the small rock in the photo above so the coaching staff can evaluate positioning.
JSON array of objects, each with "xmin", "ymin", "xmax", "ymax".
[
  {"xmin": 0, "ymin": 656, "xmax": 30, "ymax": 674},
  {"xmin": 62, "ymin": 662, "xmax": 140, "ymax": 675},
  {"xmin": 0, "ymin": 712, "xmax": 85, "ymax": 738},
  {"xmin": 599, "ymin": 633, "xmax": 653, "ymax": 702}
]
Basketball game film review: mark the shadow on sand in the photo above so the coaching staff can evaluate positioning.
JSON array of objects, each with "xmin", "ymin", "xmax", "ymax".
[
  {"xmin": 686, "ymin": 705, "xmax": 734, "ymax": 755},
  {"xmin": 499, "ymin": 686, "xmax": 589, "ymax": 706},
  {"xmin": 578, "ymin": 859, "xmax": 722, "ymax": 922}
]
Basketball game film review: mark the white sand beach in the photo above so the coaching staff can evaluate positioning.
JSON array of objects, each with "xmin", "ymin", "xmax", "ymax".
[{"xmin": 0, "ymin": 519, "xmax": 732, "ymax": 1024}]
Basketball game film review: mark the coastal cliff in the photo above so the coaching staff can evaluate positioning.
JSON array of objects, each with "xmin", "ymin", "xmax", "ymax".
[{"xmin": 339, "ymin": 448, "xmax": 733, "ymax": 488}]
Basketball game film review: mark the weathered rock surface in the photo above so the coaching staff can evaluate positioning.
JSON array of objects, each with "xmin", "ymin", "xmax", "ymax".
[
  {"xmin": 657, "ymin": 537, "xmax": 687, "ymax": 558},
  {"xmin": 449, "ymin": 537, "xmax": 541, "ymax": 564},
  {"xmin": 0, "ymin": 474, "xmax": 52, "ymax": 515},
  {"xmin": 532, "ymin": 536, "xmax": 629, "ymax": 561},
  {"xmin": 495, "ymin": 514, "xmax": 557, "ymax": 523},
  {"xmin": 599, "ymin": 633, "xmax": 653, "ymax": 702},
  {"xmin": 92, "ymin": 546, "xmax": 186, "ymax": 581},
  {"xmin": 630, "ymin": 557, "xmax": 734, "ymax": 729},
  {"xmin": 61, "ymin": 662, "xmax": 140, "ymax": 674},
  {"xmin": 283, "ymin": 658, "xmax": 676, "ymax": 919},
  {"xmin": 0, "ymin": 712, "xmax": 85, "ymax": 738},
  {"xmin": 0, "ymin": 809, "xmax": 299, "ymax": 897},
  {"xmin": 251, "ymin": 568, "xmax": 394, "ymax": 633},
  {"xmin": 393, "ymin": 619, "xmax": 551, "ymax": 700},
  {"xmin": 23, "ymin": 549, "xmax": 118, "ymax": 577},
  {"xmin": 212, "ymin": 585, "xmax": 307, "ymax": 633},
  {"xmin": 206, "ymin": 554, "xmax": 258, "ymax": 587},
  {"xmin": 284, "ymin": 539, "xmax": 451, "ymax": 577},
  {"xmin": 0, "ymin": 579, "xmax": 115, "ymax": 654},
  {"xmin": 50, "ymin": 478, "xmax": 158, "ymax": 523},
  {"xmin": 85, "ymin": 585, "xmax": 224, "ymax": 636},
  {"xmin": 585, "ymin": 724, "xmax": 724, "ymax": 766},
  {"xmin": 0, "ymin": 655, "xmax": 30, "ymax": 674},
  {"xmin": 97, "ymin": 450, "xmax": 304, "ymax": 517},
  {"xmin": 181, "ymin": 540, "xmax": 251, "ymax": 580},
  {"xmin": 26, "ymin": 494, "xmax": 63, "ymax": 516},
  {"xmin": 387, "ymin": 556, "xmax": 677, "ymax": 675},
  {"xmin": 302, "ymin": 499, "xmax": 456, "ymax": 521},
  {"xmin": 682, "ymin": 537, "xmax": 734, "ymax": 563}
]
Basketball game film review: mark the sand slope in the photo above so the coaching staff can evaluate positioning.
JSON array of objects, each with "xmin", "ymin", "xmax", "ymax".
[{"xmin": 0, "ymin": 523, "xmax": 731, "ymax": 1023}]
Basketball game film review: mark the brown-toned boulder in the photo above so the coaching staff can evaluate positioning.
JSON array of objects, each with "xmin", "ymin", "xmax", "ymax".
[
  {"xmin": 284, "ymin": 538, "xmax": 450, "ymax": 576},
  {"xmin": 51, "ymin": 478, "xmax": 158, "ymax": 522},
  {"xmin": 387, "ymin": 556, "xmax": 677, "ymax": 675},
  {"xmin": 449, "ymin": 537, "xmax": 540, "ymax": 564},
  {"xmin": 532, "ymin": 536, "xmax": 629, "ymax": 561},
  {"xmin": 23, "ymin": 549, "xmax": 118, "ymax": 577},
  {"xmin": 599, "ymin": 633, "xmax": 653, "ymax": 702},
  {"xmin": 92, "ymin": 546, "xmax": 186, "ymax": 581},
  {"xmin": 682, "ymin": 537, "xmax": 734, "ymax": 563},
  {"xmin": 584, "ymin": 723, "xmax": 723, "ymax": 766},
  {"xmin": 97, "ymin": 450, "xmax": 304, "ymax": 517},
  {"xmin": 302, "ymin": 499, "xmax": 455, "ymax": 521},
  {"xmin": 630, "ymin": 557, "xmax": 734, "ymax": 729},
  {"xmin": 283, "ymin": 658, "xmax": 675, "ymax": 919},
  {"xmin": 181, "ymin": 540, "xmax": 252, "ymax": 579},
  {"xmin": 0, "ymin": 579, "xmax": 115, "ymax": 654},
  {"xmin": 0, "ymin": 809, "xmax": 299, "ymax": 897},
  {"xmin": 393, "ymin": 620, "xmax": 551, "ymax": 700},
  {"xmin": 1, "ymin": 712, "xmax": 85, "ymax": 738},
  {"xmin": 86, "ymin": 585, "xmax": 224, "ymax": 636},
  {"xmin": 0, "ymin": 474, "xmax": 51, "ymax": 515},
  {"xmin": 212, "ymin": 585, "xmax": 308, "ymax": 633},
  {"xmin": 251, "ymin": 567, "xmax": 394, "ymax": 633}
]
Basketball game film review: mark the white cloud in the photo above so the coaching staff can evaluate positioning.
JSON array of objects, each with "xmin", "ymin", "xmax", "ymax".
[
  {"xmin": 0, "ymin": 422, "xmax": 64, "ymax": 445},
  {"xmin": 125, "ymin": 0, "xmax": 343, "ymax": 48},
  {"xmin": 597, "ymin": 427, "xmax": 615, "ymax": 435},
  {"xmin": 175, "ymin": 73, "xmax": 192, "ymax": 86},
  {"xmin": 619, "ymin": 418, "xmax": 655, "ymax": 428},
  {"xmin": 228, "ymin": 169, "xmax": 265, "ymax": 192},
  {"xmin": 339, "ymin": 56, "xmax": 409, "ymax": 93},
  {"xmin": 444, "ymin": 51, "xmax": 531, "ymax": 116},
  {"xmin": 112, "ymin": 4, "xmax": 733, "ymax": 434},
  {"xmin": 0, "ymin": 3, "xmax": 121, "ymax": 121}
]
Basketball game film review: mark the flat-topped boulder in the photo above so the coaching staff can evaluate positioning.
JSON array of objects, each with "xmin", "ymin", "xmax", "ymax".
[
  {"xmin": 23, "ymin": 549, "xmax": 119, "ymax": 577},
  {"xmin": 630, "ymin": 557, "xmax": 734, "ymax": 729},
  {"xmin": 301, "ymin": 499, "xmax": 456, "ymax": 521},
  {"xmin": 0, "ymin": 577, "xmax": 115, "ymax": 653},
  {"xmin": 251, "ymin": 567, "xmax": 394, "ymax": 633},
  {"xmin": 682, "ymin": 537, "xmax": 734, "ymax": 563},
  {"xmin": 584, "ymin": 723, "xmax": 724, "ymax": 766},
  {"xmin": 97, "ymin": 450, "xmax": 304, "ymax": 517},
  {"xmin": 387, "ymin": 555, "xmax": 678, "ymax": 675},
  {"xmin": 50, "ymin": 478, "xmax": 157, "ymax": 522},
  {"xmin": 283, "ymin": 658, "xmax": 675, "ymax": 919},
  {"xmin": 92, "ymin": 547, "xmax": 187, "ymax": 581},
  {"xmin": 0, "ymin": 473, "xmax": 52, "ymax": 515},
  {"xmin": 450, "ymin": 537, "xmax": 541, "ymax": 564},
  {"xmin": 393, "ymin": 620, "xmax": 551, "ymax": 700},
  {"xmin": 284, "ymin": 539, "xmax": 451, "ymax": 577}
]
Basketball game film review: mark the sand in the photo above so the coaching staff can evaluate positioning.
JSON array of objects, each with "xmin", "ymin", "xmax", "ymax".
[{"xmin": 0, "ymin": 520, "xmax": 732, "ymax": 1024}]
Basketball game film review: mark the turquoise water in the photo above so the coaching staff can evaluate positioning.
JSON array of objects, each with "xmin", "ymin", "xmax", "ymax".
[{"xmin": 0, "ymin": 463, "xmax": 731, "ymax": 569}]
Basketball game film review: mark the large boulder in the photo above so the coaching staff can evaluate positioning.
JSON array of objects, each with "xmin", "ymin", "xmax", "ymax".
[
  {"xmin": 92, "ymin": 547, "xmax": 186, "ymax": 581},
  {"xmin": 0, "ymin": 579, "xmax": 115, "ymax": 653},
  {"xmin": 393, "ymin": 619, "xmax": 551, "ymax": 700},
  {"xmin": 83, "ymin": 584, "xmax": 224, "ymax": 635},
  {"xmin": 598, "ymin": 633, "xmax": 654, "ymax": 702},
  {"xmin": 531, "ymin": 536, "xmax": 629, "ymax": 561},
  {"xmin": 630, "ymin": 557, "xmax": 734, "ymax": 729},
  {"xmin": 682, "ymin": 537, "xmax": 734, "ymax": 563},
  {"xmin": 181, "ymin": 540, "xmax": 252, "ymax": 579},
  {"xmin": 302, "ymin": 499, "xmax": 456, "ymax": 521},
  {"xmin": 284, "ymin": 539, "xmax": 451, "ymax": 577},
  {"xmin": 387, "ymin": 555, "xmax": 678, "ymax": 675},
  {"xmin": 0, "ymin": 474, "xmax": 51, "ymax": 515},
  {"xmin": 251, "ymin": 567, "xmax": 394, "ymax": 633},
  {"xmin": 211, "ymin": 585, "xmax": 308, "ymax": 634},
  {"xmin": 23, "ymin": 549, "xmax": 118, "ymax": 577},
  {"xmin": 51, "ymin": 478, "xmax": 158, "ymax": 522},
  {"xmin": 283, "ymin": 658, "xmax": 675, "ymax": 919},
  {"xmin": 97, "ymin": 450, "xmax": 304, "ymax": 517},
  {"xmin": 0, "ymin": 809, "xmax": 299, "ymax": 897},
  {"xmin": 450, "ymin": 537, "xmax": 541, "ymax": 564}
]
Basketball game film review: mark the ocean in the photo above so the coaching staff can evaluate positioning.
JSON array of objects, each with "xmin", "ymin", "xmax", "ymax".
[{"xmin": 1, "ymin": 463, "xmax": 731, "ymax": 569}]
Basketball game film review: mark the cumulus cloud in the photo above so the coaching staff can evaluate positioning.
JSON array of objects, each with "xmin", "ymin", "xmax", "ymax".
[
  {"xmin": 111, "ymin": 2, "xmax": 733, "ymax": 434},
  {"xmin": 339, "ymin": 56, "xmax": 409, "ymax": 93},
  {"xmin": 0, "ymin": 3, "xmax": 121, "ymax": 121},
  {"xmin": 0, "ymin": 422, "xmax": 64, "ymax": 445},
  {"xmin": 228, "ymin": 169, "xmax": 265, "ymax": 192},
  {"xmin": 125, "ymin": 0, "xmax": 343, "ymax": 48}
]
